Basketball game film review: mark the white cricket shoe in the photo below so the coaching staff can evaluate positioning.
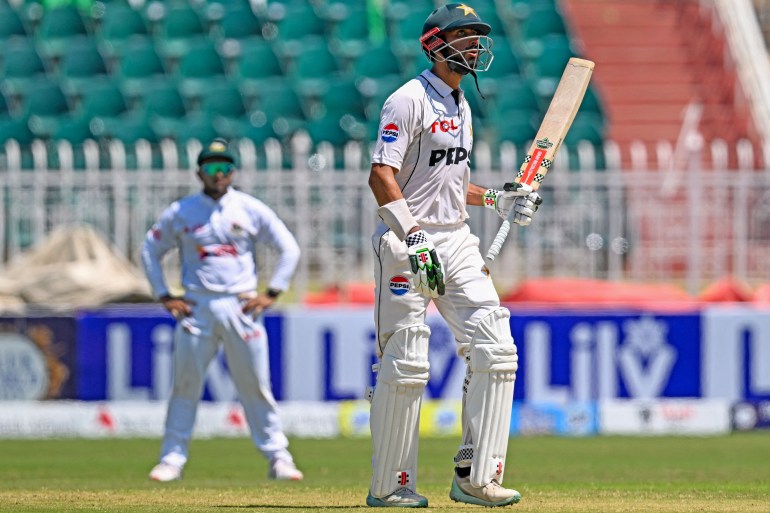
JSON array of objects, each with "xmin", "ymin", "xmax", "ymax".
[
  {"xmin": 449, "ymin": 474, "xmax": 521, "ymax": 507},
  {"xmin": 149, "ymin": 462, "xmax": 182, "ymax": 482},
  {"xmin": 366, "ymin": 487, "xmax": 429, "ymax": 508},
  {"xmin": 268, "ymin": 458, "xmax": 304, "ymax": 481}
]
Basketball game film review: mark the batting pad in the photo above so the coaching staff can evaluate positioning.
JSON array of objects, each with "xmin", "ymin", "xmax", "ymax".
[
  {"xmin": 369, "ymin": 324, "xmax": 430, "ymax": 498},
  {"xmin": 466, "ymin": 308, "xmax": 518, "ymax": 488}
]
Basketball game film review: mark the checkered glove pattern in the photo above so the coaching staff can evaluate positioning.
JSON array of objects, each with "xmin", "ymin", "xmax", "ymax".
[{"xmin": 405, "ymin": 229, "xmax": 445, "ymax": 298}]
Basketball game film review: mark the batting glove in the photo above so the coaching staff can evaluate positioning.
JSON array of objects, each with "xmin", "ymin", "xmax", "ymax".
[
  {"xmin": 405, "ymin": 229, "xmax": 445, "ymax": 298},
  {"xmin": 483, "ymin": 183, "xmax": 543, "ymax": 226}
]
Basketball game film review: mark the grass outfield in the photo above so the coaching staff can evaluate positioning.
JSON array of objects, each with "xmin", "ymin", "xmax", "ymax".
[{"xmin": 1, "ymin": 434, "xmax": 768, "ymax": 512}]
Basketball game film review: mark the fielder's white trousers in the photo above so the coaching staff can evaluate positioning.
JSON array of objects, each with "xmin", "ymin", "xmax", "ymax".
[
  {"xmin": 372, "ymin": 222, "xmax": 501, "ymax": 355},
  {"xmin": 158, "ymin": 290, "xmax": 292, "ymax": 468}
]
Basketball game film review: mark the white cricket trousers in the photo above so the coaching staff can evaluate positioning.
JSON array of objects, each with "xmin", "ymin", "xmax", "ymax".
[
  {"xmin": 158, "ymin": 290, "xmax": 292, "ymax": 468},
  {"xmin": 372, "ymin": 222, "xmax": 501, "ymax": 355}
]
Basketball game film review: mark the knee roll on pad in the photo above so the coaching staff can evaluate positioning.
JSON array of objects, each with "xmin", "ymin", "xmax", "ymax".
[
  {"xmin": 369, "ymin": 325, "xmax": 430, "ymax": 497},
  {"xmin": 465, "ymin": 308, "xmax": 518, "ymax": 488}
]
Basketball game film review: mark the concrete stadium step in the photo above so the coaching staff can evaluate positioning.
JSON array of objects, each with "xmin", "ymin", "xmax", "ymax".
[{"xmin": 561, "ymin": 0, "xmax": 752, "ymax": 163}]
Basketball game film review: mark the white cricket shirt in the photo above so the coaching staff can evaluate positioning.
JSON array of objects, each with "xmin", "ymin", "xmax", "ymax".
[
  {"xmin": 371, "ymin": 69, "xmax": 474, "ymax": 228},
  {"xmin": 141, "ymin": 188, "xmax": 300, "ymax": 297}
]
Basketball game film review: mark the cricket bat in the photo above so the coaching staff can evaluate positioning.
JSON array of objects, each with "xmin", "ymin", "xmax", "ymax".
[{"xmin": 486, "ymin": 57, "xmax": 595, "ymax": 261}]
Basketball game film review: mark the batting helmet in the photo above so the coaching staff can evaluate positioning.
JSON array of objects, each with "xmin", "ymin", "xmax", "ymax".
[{"xmin": 420, "ymin": 3, "xmax": 494, "ymax": 74}]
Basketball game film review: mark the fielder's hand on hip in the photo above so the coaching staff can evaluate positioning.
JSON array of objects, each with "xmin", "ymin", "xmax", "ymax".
[
  {"xmin": 160, "ymin": 295, "xmax": 194, "ymax": 319},
  {"xmin": 405, "ymin": 229, "xmax": 445, "ymax": 298},
  {"xmin": 484, "ymin": 183, "xmax": 543, "ymax": 226}
]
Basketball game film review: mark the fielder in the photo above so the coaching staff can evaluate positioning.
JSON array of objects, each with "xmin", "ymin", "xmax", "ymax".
[
  {"xmin": 141, "ymin": 139, "xmax": 303, "ymax": 482},
  {"xmin": 366, "ymin": 4, "xmax": 541, "ymax": 508}
]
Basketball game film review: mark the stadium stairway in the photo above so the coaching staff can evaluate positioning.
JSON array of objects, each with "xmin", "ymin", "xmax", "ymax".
[{"xmin": 561, "ymin": 0, "xmax": 759, "ymax": 168}]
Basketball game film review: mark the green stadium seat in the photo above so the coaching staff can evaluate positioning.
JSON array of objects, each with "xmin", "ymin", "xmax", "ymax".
[
  {"xmin": 289, "ymin": 39, "xmax": 342, "ymax": 96},
  {"xmin": 518, "ymin": 6, "xmax": 567, "ymax": 42},
  {"xmin": 564, "ymin": 112, "xmax": 605, "ymax": 146},
  {"xmin": 318, "ymin": 77, "xmax": 367, "ymax": 121},
  {"xmin": 97, "ymin": 3, "xmax": 150, "ymax": 57},
  {"xmin": 362, "ymin": 76, "xmax": 402, "ymax": 121},
  {"xmin": 489, "ymin": 78, "xmax": 540, "ymax": 115},
  {"xmin": 99, "ymin": 114, "xmax": 158, "ymax": 144},
  {"xmin": 484, "ymin": 37, "xmax": 522, "ymax": 78},
  {"xmin": 167, "ymin": 112, "xmax": 219, "ymax": 145},
  {"xmin": 387, "ymin": 0, "xmax": 435, "ymax": 22},
  {"xmin": 215, "ymin": 6, "xmax": 264, "ymax": 41},
  {"xmin": 272, "ymin": 3, "xmax": 326, "ymax": 42},
  {"xmin": 0, "ymin": 89, "xmax": 9, "ymax": 117},
  {"xmin": 21, "ymin": 80, "xmax": 71, "ymax": 138},
  {"xmin": 305, "ymin": 116, "xmax": 351, "ymax": 146},
  {"xmin": 0, "ymin": 6, "xmax": 28, "ymax": 41},
  {"xmin": 116, "ymin": 37, "xmax": 167, "ymax": 97},
  {"xmin": 392, "ymin": 10, "xmax": 425, "ymax": 45},
  {"xmin": 0, "ymin": 117, "xmax": 35, "ymax": 146},
  {"xmin": 238, "ymin": 116, "xmax": 279, "ymax": 145},
  {"xmin": 490, "ymin": 112, "xmax": 539, "ymax": 147},
  {"xmin": 78, "ymin": 79, "xmax": 129, "ymax": 119},
  {"xmin": 35, "ymin": 5, "xmax": 89, "ymax": 58},
  {"xmin": 58, "ymin": 38, "xmax": 109, "ymax": 95},
  {"xmin": 401, "ymin": 55, "xmax": 430, "ymax": 79},
  {"xmin": 176, "ymin": 41, "xmax": 226, "ymax": 98},
  {"xmin": 140, "ymin": 79, "xmax": 186, "ymax": 117},
  {"xmin": 526, "ymin": 34, "xmax": 577, "ymax": 96},
  {"xmin": 97, "ymin": 113, "xmax": 161, "ymax": 169},
  {"xmin": 251, "ymin": 80, "xmax": 306, "ymax": 137},
  {"xmin": 52, "ymin": 114, "xmax": 95, "ymax": 144},
  {"xmin": 474, "ymin": 6, "xmax": 509, "ymax": 38},
  {"xmin": 154, "ymin": 4, "xmax": 207, "ymax": 59},
  {"xmin": 353, "ymin": 43, "xmax": 401, "ymax": 79},
  {"xmin": 199, "ymin": 82, "xmax": 247, "ymax": 119},
  {"xmin": 329, "ymin": 6, "xmax": 371, "ymax": 58},
  {"xmin": 579, "ymin": 86, "xmax": 604, "ymax": 116},
  {"xmin": 1, "ymin": 39, "xmax": 48, "ymax": 96},
  {"xmin": 463, "ymin": 86, "xmax": 486, "ymax": 119},
  {"xmin": 233, "ymin": 40, "xmax": 284, "ymax": 97}
]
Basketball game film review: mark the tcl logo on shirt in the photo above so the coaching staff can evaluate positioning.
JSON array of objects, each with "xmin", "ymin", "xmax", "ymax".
[
  {"xmin": 429, "ymin": 147, "xmax": 469, "ymax": 166},
  {"xmin": 431, "ymin": 119, "xmax": 459, "ymax": 133}
]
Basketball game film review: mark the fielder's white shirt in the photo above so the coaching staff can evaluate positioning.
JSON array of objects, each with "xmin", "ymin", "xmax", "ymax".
[
  {"xmin": 141, "ymin": 188, "xmax": 300, "ymax": 297},
  {"xmin": 371, "ymin": 69, "xmax": 473, "ymax": 228}
]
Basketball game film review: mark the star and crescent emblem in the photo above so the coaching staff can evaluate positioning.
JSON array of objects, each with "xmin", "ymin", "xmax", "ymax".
[{"xmin": 456, "ymin": 4, "xmax": 477, "ymax": 16}]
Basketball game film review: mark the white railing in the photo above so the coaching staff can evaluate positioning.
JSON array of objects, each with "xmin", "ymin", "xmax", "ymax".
[
  {"xmin": 713, "ymin": 0, "xmax": 770, "ymax": 147},
  {"xmin": 2, "ymin": 137, "xmax": 770, "ymax": 298}
]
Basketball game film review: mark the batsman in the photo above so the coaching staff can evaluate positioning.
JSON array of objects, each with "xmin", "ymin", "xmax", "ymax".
[{"xmin": 366, "ymin": 3, "xmax": 541, "ymax": 508}]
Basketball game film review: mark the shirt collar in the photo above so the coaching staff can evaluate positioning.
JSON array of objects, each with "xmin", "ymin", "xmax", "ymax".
[{"xmin": 420, "ymin": 69, "xmax": 458, "ymax": 99}]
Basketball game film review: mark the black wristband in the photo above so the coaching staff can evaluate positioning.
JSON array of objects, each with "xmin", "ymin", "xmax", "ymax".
[{"xmin": 266, "ymin": 288, "xmax": 281, "ymax": 299}]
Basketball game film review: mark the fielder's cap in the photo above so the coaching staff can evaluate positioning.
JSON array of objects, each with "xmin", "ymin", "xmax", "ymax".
[
  {"xmin": 422, "ymin": 3, "xmax": 491, "ymax": 38},
  {"xmin": 197, "ymin": 138, "xmax": 235, "ymax": 165}
]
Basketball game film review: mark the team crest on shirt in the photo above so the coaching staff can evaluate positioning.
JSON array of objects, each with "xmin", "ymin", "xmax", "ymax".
[
  {"xmin": 231, "ymin": 223, "xmax": 243, "ymax": 236},
  {"xmin": 381, "ymin": 123, "xmax": 399, "ymax": 143},
  {"xmin": 389, "ymin": 275, "xmax": 410, "ymax": 295}
]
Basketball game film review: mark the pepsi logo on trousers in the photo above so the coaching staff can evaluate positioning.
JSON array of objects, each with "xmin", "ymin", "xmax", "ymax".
[{"xmin": 389, "ymin": 275, "xmax": 410, "ymax": 295}]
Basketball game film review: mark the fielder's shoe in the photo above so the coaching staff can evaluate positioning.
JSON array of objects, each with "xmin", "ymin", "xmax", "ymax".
[
  {"xmin": 366, "ymin": 487, "xmax": 428, "ymax": 508},
  {"xmin": 149, "ymin": 462, "xmax": 182, "ymax": 482},
  {"xmin": 450, "ymin": 474, "xmax": 521, "ymax": 507},
  {"xmin": 268, "ymin": 458, "xmax": 304, "ymax": 481}
]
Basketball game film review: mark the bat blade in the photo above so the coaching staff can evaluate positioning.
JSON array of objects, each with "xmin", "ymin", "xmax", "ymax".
[{"xmin": 486, "ymin": 57, "xmax": 595, "ymax": 260}]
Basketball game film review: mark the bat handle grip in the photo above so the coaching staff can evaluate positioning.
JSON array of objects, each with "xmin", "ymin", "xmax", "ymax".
[{"xmin": 486, "ymin": 216, "xmax": 512, "ymax": 261}]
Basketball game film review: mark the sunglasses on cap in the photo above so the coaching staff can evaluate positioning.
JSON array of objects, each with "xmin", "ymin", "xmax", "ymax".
[{"xmin": 201, "ymin": 162, "xmax": 235, "ymax": 176}]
